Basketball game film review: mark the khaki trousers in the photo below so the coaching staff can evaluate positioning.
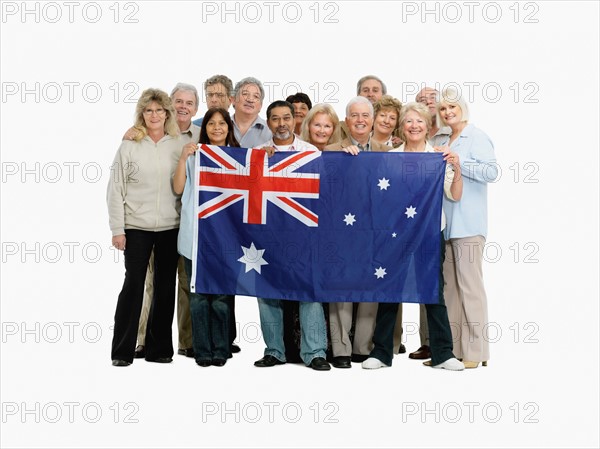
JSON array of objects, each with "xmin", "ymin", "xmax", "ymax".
[
  {"xmin": 443, "ymin": 236, "xmax": 490, "ymax": 362},
  {"xmin": 329, "ymin": 302, "xmax": 378, "ymax": 356}
]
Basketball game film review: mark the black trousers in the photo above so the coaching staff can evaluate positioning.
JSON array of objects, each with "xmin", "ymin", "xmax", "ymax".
[
  {"xmin": 111, "ymin": 229, "xmax": 179, "ymax": 362},
  {"xmin": 370, "ymin": 233, "xmax": 455, "ymax": 366}
]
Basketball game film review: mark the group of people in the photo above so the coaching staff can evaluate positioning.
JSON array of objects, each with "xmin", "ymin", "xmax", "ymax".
[{"xmin": 106, "ymin": 74, "xmax": 497, "ymax": 372}]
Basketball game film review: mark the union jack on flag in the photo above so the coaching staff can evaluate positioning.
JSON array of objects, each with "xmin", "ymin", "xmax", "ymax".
[{"xmin": 196, "ymin": 144, "xmax": 321, "ymax": 227}]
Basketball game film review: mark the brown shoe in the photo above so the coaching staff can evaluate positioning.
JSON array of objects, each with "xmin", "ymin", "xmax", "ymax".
[{"xmin": 409, "ymin": 345, "xmax": 431, "ymax": 360}]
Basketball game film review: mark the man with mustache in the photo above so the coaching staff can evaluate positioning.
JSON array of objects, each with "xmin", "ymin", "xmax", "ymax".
[{"xmin": 253, "ymin": 100, "xmax": 331, "ymax": 371}]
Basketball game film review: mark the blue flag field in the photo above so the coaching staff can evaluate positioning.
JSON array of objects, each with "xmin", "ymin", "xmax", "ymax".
[{"xmin": 191, "ymin": 145, "xmax": 445, "ymax": 303}]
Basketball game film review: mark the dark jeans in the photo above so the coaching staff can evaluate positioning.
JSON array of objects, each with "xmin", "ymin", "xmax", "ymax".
[
  {"xmin": 229, "ymin": 297, "xmax": 237, "ymax": 347},
  {"xmin": 370, "ymin": 233, "xmax": 455, "ymax": 366},
  {"xmin": 184, "ymin": 258, "xmax": 232, "ymax": 361},
  {"xmin": 111, "ymin": 228, "xmax": 179, "ymax": 362}
]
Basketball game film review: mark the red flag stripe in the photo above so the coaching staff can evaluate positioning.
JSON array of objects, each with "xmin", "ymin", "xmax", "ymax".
[
  {"xmin": 201, "ymin": 144, "xmax": 236, "ymax": 170},
  {"xmin": 277, "ymin": 196, "xmax": 318, "ymax": 224},
  {"xmin": 270, "ymin": 151, "xmax": 315, "ymax": 173},
  {"xmin": 198, "ymin": 193, "xmax": 243, "ymax": 218}
]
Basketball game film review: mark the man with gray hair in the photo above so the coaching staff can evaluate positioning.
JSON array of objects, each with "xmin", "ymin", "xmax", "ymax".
[
  {"xmin": 324, "ymin": 96, "xmax": 391, "ymax": 368},
  {"xmin": 340, "ymin": 75, "xmax": 388, "ymax": 140},
  {"xmin": 230, "ymin": 76, "xmax": 272, "ymax": 147},
  {"xmin": 326, "ymin": 96, "xmax": 390, "ymax": 152},
  {"xmin": 192, "ymin": 74, "xmax": 235, "ymax": 127},
  {"xmin": 357, "ymin": 74, "xmax": 387, "ymax": 104}
]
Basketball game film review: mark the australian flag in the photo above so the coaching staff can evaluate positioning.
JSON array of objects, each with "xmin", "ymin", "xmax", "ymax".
[{"xmin": 191, "ymin": 145, "xmax": 445, "ymax": 303}]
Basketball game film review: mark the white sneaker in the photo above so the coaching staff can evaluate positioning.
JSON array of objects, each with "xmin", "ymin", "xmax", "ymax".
[
  {"xmin": 362, "ymin": 357, "xmax": 389, "ymax": 369},
  {"xmin": 433, "ymin": 358, "xmax": 465, "ymax": 371}
]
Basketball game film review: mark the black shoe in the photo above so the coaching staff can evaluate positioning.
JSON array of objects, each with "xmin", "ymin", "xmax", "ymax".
[
  {"xmin": 309, "ymin": 357, "xmax": 331, "ymax": 371},
  {"xmin": 331, "ymin": 356, "xmax": 351, "ymax": 369},
  {"xmin": 398, "ymin": 344, "xmax": 407, "ymax": 354},
  {"xmin": 146, "ymin": 357, "xmax": 173, "ymax": 363},
  {"xmin": 178, "ymin": 348, "xmax": 195, "ymax": 358},
  {"xmin": 231, "ymin": 344, "xmax": 241, "ymax": 353},
  {"xmin": 254, "ymin": 355, "xmax": 285, "ymax": 367},
  {"xmin": 351, "ymin": 353, "xmax": 369, "ymax": 363},
  {"xmin": 212, "ymin": 358, "xmax": 227, "ymax": 367},
  {"xmin": 112, "ymin": 359, "xmax": 131, "ymax": 367},
  {"xmin": 196, "ymin": 359, "xmax": 211, "ymax": 367},
  {"xmin": 134, "ymin": 345, "xmax": 145, "ymax": 359}
]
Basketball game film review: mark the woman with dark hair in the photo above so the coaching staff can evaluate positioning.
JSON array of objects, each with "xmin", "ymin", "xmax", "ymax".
[
  {"xmin": 107, "ymin": 88, "xmax": 181, "ymax": 367},
  {"xmin": 198, "ymin": 108, "xmax": 240, "ymax": 147},
  {"xmin": 174, "ymin": 108, "xmax": 239, "ymax": 367},
  {"xmin": 285, "ymin": 92, "xmax": 312, "ymax": 136}
]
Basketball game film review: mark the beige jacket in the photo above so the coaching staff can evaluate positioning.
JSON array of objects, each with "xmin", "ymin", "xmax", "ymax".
[
  {"xmin": 107, "ymin": 135, "xmax": 182, "ymax": 236},
  {"xmin": 324, "ymin": 137, "xmax": 391, "ymax": 152}
]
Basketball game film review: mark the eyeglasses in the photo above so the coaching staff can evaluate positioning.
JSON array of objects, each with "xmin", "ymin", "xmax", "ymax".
[
  {"xmin": 206, "ymin": 92, "xmax": 227, "ymax": 99},
  {"xmin": 143, "ymin": 108, "xmax": 166, "ymax": 116}
]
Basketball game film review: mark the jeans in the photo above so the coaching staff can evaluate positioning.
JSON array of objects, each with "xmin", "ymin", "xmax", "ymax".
[
  {"xmin": 183, "ymin": 258, "xmax": 232, "ymax": 361},
  {"xmin": 258, "ymin": 298, "xmax": 327, "ymax": 365}
]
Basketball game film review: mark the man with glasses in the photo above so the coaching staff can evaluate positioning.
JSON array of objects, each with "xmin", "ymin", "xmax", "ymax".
[{"xmin": 193, "ymin": 74, "xmax": 235, "ymax": 127}]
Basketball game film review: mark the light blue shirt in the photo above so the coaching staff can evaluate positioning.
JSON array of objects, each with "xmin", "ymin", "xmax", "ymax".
[
  {"xmin": 233, "ymin": 115, "xmax": 272, "ymax": 148},
  {"xmin": 177, "ymin": 155, "xmax": 196, "ymax": 260},
  {"xmin": 432, "ymin": 123, "xmax": 497, "ymax": 240}
]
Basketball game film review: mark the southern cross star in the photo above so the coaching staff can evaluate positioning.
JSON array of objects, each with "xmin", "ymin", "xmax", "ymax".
[
  {"xmin": 374, "ymin": 267, "xmax": 387, "ymax": 279},
  {"xmin": 377, "ymin": 178, "xmax": 390, "ymax": 190},
  {"xmin": 343, "ymin": 213, "xmax": 356, "ymax": 226},
  {"xmin": 405, "ymin": 205, "xmax": 417, "ymax": 219}
]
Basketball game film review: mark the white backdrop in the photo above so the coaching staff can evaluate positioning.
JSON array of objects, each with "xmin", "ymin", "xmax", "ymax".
[{"xmin": 1, "ymin": 1, "xmax": 598, "ymax": 447}]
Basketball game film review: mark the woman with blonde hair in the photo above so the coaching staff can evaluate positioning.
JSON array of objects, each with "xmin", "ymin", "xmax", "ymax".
[
  {"xmin": 107, "ymin": 88, "xmax": 182, "ymax": 366},
  {"xmin": 300, "ymin": 103, "xmax": 341, "ymax": 150},
  {"xmin": 362, "ymin": 102, "xmax": 464, "ymax": 371},
  {"xmin": 432, "ymin": 88, "xmax": 498, "ymax": 368}
]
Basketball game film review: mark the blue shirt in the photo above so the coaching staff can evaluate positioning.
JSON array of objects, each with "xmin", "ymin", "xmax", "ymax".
[
  {"xmin": 177, "ymin": 155, "xmax": 196, "ymax": 260},
  {"xmin": 233, "ymin": 115, "xmax": 272, "ymax": 148},
  {"xmin": 432, "ymin": 124, "xmax": 497, "ymax": 240}
]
